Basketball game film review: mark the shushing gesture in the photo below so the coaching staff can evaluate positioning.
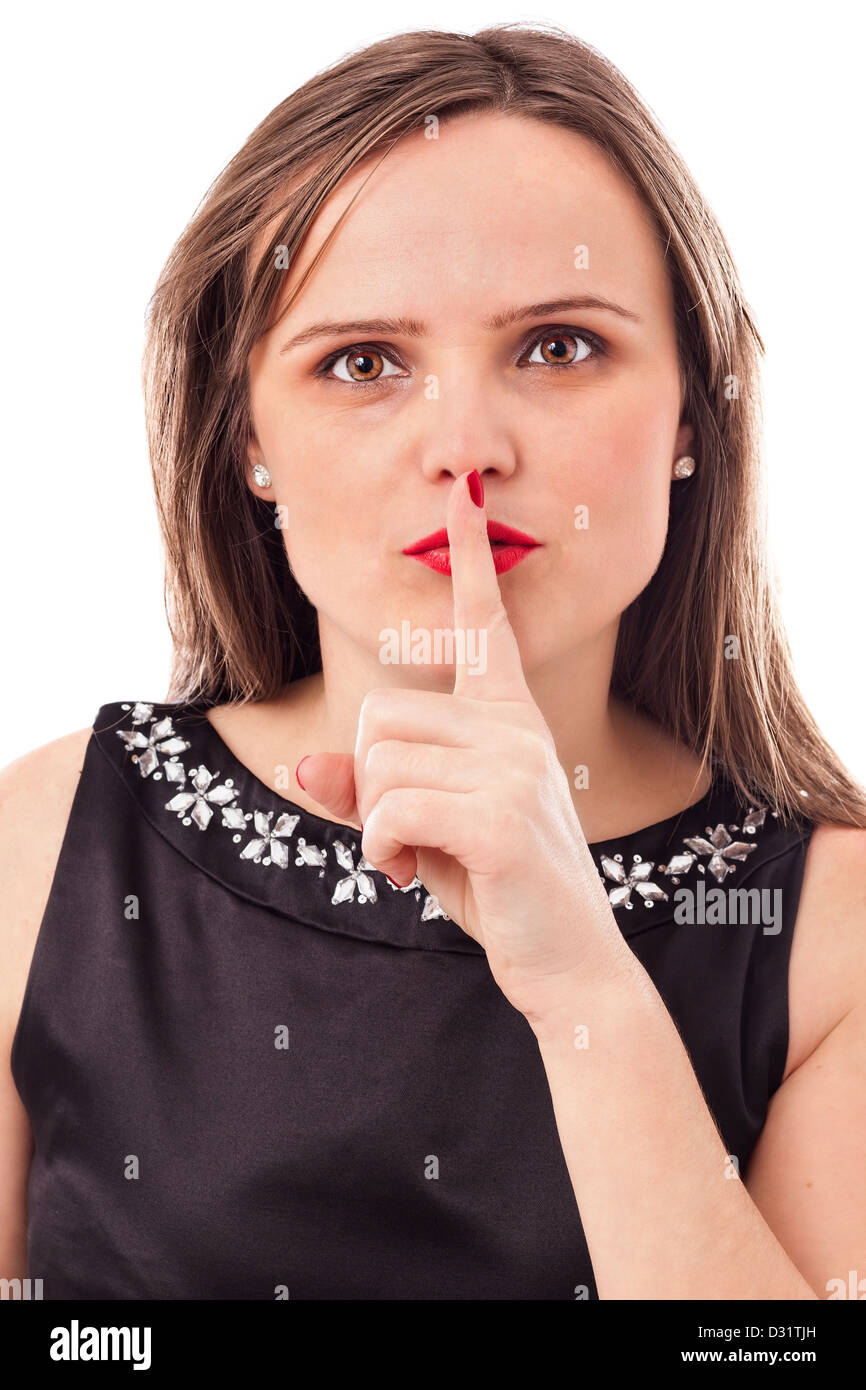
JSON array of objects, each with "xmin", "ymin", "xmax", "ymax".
[{"xmin": 297, "ymin": 470, "xmax": 628, "ymax": 1017}]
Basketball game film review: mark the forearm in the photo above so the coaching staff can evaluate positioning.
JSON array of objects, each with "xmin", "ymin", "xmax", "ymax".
[{"xmin": 527, "ymin": 952, "xmax": 818, "ymax": 1300}]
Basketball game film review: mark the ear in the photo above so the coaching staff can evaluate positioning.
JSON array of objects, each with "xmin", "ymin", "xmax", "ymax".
[{"xmin": 245, "ymin": 437, "xmax": 275, "ymax": 501}]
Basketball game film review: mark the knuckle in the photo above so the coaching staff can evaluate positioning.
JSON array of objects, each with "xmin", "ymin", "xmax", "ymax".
[
  {"xmin": 363, "ymin": 739, "xmax": 390, "ymax": 778},
  {"xmin": 486, "ymin": 598, "xmax": 510, "ymax": 627},
  {"xmin": 358, "ymin": 687, "xmax": 391, "ymax": 730},
  {"xmin": 370, "ymin": 785, "xmax": 401, "ymax": 828}
]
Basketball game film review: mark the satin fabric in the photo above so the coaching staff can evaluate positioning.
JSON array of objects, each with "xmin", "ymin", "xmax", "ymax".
[{"xmin": 10, "ymin": 698, "xmax": 814, "ymax": 1299}]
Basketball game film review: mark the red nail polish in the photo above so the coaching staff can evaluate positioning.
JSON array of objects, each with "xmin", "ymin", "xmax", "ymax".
[
  {"xmin": 385, "ymin": 873, "xmax": 401, "ymax": 887},
  {"xmin": 467, "ymin": 469, "xmax": 484, "ymax": 508},
  {"xmin": 295, "ymin": 756, "xmax": 310, "ymax": 790}
]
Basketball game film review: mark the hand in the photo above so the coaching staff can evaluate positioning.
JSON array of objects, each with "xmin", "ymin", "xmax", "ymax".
[{"xmin": 297, "ymin": 470, "xmax": 627, "ymax": 1013}]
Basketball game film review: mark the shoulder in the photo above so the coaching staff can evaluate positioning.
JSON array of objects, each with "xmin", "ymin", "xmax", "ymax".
[
  {"xmin": 783, "ymin": 821, "xmax": 866, "ymax": 1080},
  {"xmin": 0, "ymin": 726, "xmax": 92, "ymax": 1276},
  {"xmin": 0, "ymin": 724, "xmax": 93, "ymax": 850},
  {"xmin": 0, "ymin": 726, "xmax": 93, "ymax": 1046}
]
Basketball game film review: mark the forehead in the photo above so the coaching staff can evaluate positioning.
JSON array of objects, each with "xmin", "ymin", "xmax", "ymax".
[{"xmin": 257, "ymin": 111, "xmax": 672, "ymax": 335}]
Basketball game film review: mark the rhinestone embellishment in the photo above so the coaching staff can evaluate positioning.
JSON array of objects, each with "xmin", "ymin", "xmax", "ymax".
[
  {"xmin": 597, "ymin": 806, "xmax": 770, "ymax": 912},
  {"xmin": 115, "ymin": 703, "xmax": 449, "ymax": 921},
  {"xmin": 598, "ymin": 853, "xmax": 669, "ymax": 911}
]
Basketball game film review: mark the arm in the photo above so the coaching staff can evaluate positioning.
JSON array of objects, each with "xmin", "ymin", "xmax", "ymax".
[
  {"xmin": 527, "ymin": 825, "xmax": 866, "ymax": 1300},
  {"xmin": 529, "ymin": 957, "xmax": 817, "ymax": 1299},
  {"xmin": 743, "ymin": 823, "xmax": 866, "ymax": 1298}
]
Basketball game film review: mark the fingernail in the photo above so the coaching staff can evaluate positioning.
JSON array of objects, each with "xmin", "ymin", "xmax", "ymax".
[
  {"xmin": 467, "ymin": 469, "xmax": 484, "ymax": 508},
  {"xmin": 385, "ymin": 873, "xmax": 402, "ymax": 887},
  {"xmin": 295, "ymin": 756, "xmax": 311, "ymax": 790}
]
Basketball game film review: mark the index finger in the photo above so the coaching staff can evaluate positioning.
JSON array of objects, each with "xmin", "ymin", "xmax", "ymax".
[{"xmin": 447, "ymin": 470, "xmax": 533, "ymax": 702}]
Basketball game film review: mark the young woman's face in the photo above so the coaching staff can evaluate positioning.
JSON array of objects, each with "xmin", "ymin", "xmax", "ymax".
[{"xmin": 246, "ymin": 111, "xmax": 693, "ymax": 683}]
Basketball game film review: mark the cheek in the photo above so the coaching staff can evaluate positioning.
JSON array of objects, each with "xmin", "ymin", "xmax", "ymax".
[
  {"xmin": 275, "ymin": 464, "xmax": 387, "ymax": 621},
  {"xmin": 248, "ymin": 382, "xmax": 394, "ymax": 630},
  {"xmin": 548, "ymin": 406, "xmax": 673, "ymax": 609}
]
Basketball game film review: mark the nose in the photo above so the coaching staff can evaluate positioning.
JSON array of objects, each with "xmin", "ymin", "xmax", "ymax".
[{"xmin": 417, "ymin": 423, "xmax": 518, "ymax": 490}]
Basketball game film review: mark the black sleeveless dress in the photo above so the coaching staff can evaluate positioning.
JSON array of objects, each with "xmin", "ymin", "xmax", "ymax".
[{"xmin": 11, "ymin": 698, "xmax": 815, "ymax": 1300}]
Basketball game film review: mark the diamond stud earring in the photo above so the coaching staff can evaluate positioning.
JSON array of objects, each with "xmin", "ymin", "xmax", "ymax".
[
  {"xmin": 252, "ymin": 463, "xmax": 272, "ymax": 488},
  {"xmin": 672, "ymin": 456, "xmax": 696, "ymax": 479}
]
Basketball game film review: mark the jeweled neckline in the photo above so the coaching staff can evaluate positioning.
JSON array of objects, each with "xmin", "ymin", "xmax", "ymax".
[
  {"xmin": 187, "ymin": 697, "xmax": 717, "ymax": 851},
  {"xmin": 97, "ymin": 697, "xmax": 782, "ymax": 942}
]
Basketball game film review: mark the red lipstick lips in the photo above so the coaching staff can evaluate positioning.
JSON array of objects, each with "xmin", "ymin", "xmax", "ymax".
[{"xmin": 402, "ymin": 520, "xmax": 541, "ymax": 576}]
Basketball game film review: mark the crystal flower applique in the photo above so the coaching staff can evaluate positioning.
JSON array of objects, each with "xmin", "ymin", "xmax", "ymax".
[
  {"xmin": 165, "ymin": 765, "xmax": 238, "ymax": 832},
  {"xmin": 113, "ymin": 702, "xmax": 450, "ymax": 921},
  {"xmin": 597, "ymin": 805, "xmax": 770, "ymax": 911}
]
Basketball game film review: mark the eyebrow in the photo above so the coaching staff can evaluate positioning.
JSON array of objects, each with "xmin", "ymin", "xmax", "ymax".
[{"xmin": 278, "ymin": 294, "xmax": 642, "ymax": 353}]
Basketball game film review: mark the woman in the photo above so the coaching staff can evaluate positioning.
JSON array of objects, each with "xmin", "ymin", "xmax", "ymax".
[{"xmin": 2, "ymin": 23, "xmax": 864, "ymax": 1301}]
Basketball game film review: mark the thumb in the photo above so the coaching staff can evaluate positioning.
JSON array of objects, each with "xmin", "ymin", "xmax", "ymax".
[{"xmin": 295, "ymin": 752, "xmax": 359, "ymax": 824}]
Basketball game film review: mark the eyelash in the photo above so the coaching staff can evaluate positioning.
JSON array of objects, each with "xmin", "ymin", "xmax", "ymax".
[{"xmin": 313, "ymin": 325, "xmax": 608, "ymax": 386}]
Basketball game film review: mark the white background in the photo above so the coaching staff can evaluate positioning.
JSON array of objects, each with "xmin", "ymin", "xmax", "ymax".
[{"xmin": 1, "ymin": 0, "xmax": 862, "ymax": 780}]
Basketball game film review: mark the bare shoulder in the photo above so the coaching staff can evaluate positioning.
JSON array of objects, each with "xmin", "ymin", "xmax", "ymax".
[
  {"xmin": 783, "ymin": 821, "xmax": 866, "ymax": 1081},
  {"xmin": 0, "ymin": 724, "xmax": 92, "ymax": 1275},
  {"xmin": 0, "ymin": 726, "xmax": 93, "ymax": 1044}
]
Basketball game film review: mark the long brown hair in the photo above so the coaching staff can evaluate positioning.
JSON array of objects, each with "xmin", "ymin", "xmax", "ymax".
[{"xmin": 142, "ymin": 20, "xmax": 866, "ymax": 830}]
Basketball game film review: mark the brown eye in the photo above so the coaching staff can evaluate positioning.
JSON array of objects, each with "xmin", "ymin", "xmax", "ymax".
[
  {"xmin": 346, "ymin": 350, "xmax": 382, "ymax": 381},
  {"xmin": 328, "ymin": 347, "xmax": 402, "ymax": 383},
  {"xmin": 528, "ymin": 333, "xmax": 592, "ymax": 366}
]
